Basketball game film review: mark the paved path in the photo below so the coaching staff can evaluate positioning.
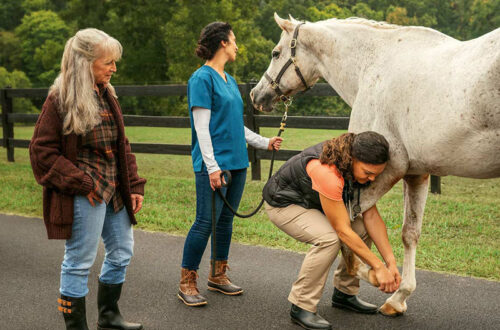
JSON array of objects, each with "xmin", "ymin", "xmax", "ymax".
[{"xmin": 1, "ymin": 214, "xmax": 499, "ymax": 329}]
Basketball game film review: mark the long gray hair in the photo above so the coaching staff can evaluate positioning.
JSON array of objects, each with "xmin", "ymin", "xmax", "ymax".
[{"xmin": 50, "ymin": 28, "xmax": 122, "ymax": 135}]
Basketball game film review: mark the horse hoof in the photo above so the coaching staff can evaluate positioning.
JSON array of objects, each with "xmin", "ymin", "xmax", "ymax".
[{"xmin": 379, "ymin": 302, "xmax": 405, "ymax": 317}]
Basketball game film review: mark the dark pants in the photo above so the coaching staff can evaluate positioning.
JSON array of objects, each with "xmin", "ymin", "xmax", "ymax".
[{"xmin": 181, "ymin": 168, "xmax": 247, "ymax": 270}]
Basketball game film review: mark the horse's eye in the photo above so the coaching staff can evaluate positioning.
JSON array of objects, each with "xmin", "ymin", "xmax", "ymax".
[{"xmin": 272, "ymin": 51, "xmax": 280, "ymax": 59}]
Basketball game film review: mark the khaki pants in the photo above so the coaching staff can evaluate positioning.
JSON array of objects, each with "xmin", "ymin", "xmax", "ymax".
[{"xmin": 265, "ymin": 202, "xmax": 371, "ymax": 313}]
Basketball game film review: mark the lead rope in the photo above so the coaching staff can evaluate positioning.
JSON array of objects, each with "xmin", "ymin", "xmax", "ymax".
[{"xmin": 215, "ymin": 99, "xmax": 291, "ymax": 218}]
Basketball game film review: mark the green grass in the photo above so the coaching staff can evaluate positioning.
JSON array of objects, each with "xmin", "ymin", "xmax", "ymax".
[{"xmin": 1, "ymin": 125, "xmax": 499, "ymax": 280}]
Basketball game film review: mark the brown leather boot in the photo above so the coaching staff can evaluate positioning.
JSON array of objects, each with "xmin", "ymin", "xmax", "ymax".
[
  {"xmin": 177, "ymin": 268, "xmax": 207, "ymax": 307},
  {"xmin": 207, "ymin": 260, "xmax": 243, "ymax": 295}
]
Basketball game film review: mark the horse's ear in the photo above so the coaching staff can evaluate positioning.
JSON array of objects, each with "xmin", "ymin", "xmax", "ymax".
[
  {"xmin": 288, "ymin": 14, "xmax": 299, "ymax": 24},
  {"xmin": 274, "ymin": 12, "xmax": 295, "ymax": 33}
]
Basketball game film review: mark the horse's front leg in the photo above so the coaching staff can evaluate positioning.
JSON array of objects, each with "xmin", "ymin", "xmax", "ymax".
[{"xmin": 379, "ymin": 174, "xmax": 429, "ymax": 316}]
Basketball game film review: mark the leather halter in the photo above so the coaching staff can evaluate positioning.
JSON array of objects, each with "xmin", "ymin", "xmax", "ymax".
[{"xmin": 264, "ymin": 23, "xmax": 309, "ymax": 103}]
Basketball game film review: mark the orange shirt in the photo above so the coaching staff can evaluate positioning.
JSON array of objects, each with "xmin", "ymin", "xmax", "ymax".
[{"xmin": 306, "ymin": 159, "xmax": 344, "ymax": 201}]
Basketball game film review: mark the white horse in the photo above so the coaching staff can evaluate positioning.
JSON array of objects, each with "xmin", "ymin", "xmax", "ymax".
[{"xmin": 250, "ymin": 13, "xmax": 500, "ymax": 316}]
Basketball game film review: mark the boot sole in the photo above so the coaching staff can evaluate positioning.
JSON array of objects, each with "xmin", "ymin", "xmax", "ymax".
[
  {"xmin": 207, "ymin": 286, "xmax": 243, "ymax": 295},
  {"xmin": 177, "ymin": 293, "xmax": 207, "ymax": 307},
  {"xmin": 291, "ymin": 317, "xmax": 332, "ymax": 330},
  {"xmin": 331, "ymin": 301, "xmax": 378, "ymax": 314}
]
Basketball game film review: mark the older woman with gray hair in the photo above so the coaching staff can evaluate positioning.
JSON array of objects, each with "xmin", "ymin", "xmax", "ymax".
[{"xmin": 30, "ymin": 28, "xmax": 145, "ymax": 330}]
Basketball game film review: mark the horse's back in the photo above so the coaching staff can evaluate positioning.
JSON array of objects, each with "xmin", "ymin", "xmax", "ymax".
[{"xmin": 351, "ymin": 27, "xmax": 500, "ymax": 179}]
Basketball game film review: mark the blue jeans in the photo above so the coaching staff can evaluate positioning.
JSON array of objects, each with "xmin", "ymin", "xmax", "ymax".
[
  {"xmin": 60, "ymin": 195, "xmax": 134, "ymax": 298},
  {"xmin": 181, "ymin": 168, "xmax": 247, "ymax": 270}
]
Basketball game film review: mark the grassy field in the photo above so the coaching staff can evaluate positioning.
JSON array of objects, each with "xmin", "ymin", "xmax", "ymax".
[{"xmin": 1, "ymin": 125, "xmax": 499, "ymax": 280}]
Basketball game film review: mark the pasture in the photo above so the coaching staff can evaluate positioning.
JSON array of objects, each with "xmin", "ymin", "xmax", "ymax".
[{"xmin": 1, "ymin": 125, "xmax": 498, "ymax": 280}]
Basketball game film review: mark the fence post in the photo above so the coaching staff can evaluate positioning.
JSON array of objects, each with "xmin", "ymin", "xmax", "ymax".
[
  {"xmin": 1, "ymin": 87, "xmax": 14, "ymax": 162},
  {"xmin": 430, "ymin": 175, "xmax": 441, "ymax": 194},
  {"xmin": 244, "ymin": 81, "xmax": 261, "ymax": 180}
]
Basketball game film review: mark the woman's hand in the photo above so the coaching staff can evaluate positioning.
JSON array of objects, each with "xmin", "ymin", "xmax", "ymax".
[
  {"xmin": 374, "ymin": 265, "xmax": 398, "ymax": 293},
  {"xmin": 363, "ymin": 205, "xmax": 401, "ymax": 292},
  {"xmin": 209, "ymin": 170, "xmax": 226, "ymax": 191},
  {"xmin": 268, "ymin": 137, "xmax": 283, "ymax": 151},
  {"xmin": 87, "ymin": 191, "xmax": 102, "ymax": 207},
  {"xmin": 131, "ymin": 194, "xmax": 144, "ymax": 214},
  {"xmin": 388, "ymin": 263, "xmax": 402, "ymax": 289}
]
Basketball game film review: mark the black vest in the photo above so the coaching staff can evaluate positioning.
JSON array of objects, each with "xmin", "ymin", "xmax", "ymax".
[{"xmin": 263, "ymin": 141, "xmax": 326, "ymax": 211}]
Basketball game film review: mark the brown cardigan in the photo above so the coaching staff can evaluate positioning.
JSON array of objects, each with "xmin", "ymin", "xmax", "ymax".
[{"xmin": 29, "ymin": 90, "xmax": 146, "ymax": 239}]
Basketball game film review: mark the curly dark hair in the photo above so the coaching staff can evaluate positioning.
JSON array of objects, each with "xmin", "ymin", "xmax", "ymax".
[
  {"xmin": 320, "ymin": 131, "xmax": 390, "ymax": 180},
  {"xmin": 195, "ymin": 22, "xmax": 233, "ymax": 60}
]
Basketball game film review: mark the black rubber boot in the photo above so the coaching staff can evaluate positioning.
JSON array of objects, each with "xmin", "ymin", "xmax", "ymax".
[
  {"xmin": 58, "ymin": 295, "xmax": 89, "ymax": 330},
  {"xmin": 97, "ymin": 281, "xmax": 143, "ymax": 330},
  {"xmin": 331, "ymin": 288, "xmax": 378, "ymax": 314},
  {"xmin": 290, "ymin": 304, "xmax": 332, "ymax": 330}
]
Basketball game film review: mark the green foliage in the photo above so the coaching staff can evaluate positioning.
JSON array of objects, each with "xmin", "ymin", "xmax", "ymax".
[
  {"xmin": 0, "ymin": 0, "xmax": 25, "ymax": 31},
  {"xmin": 351, "ymin": 3, "xmax": 384, "ymax": 20},
  {"xmin": 15, "ymin": 10, "xmax": 71, "ymax": 86},
  {"xmin": 59, "ymin": 0, "xmax": 109, "ymax": 29},
  {"xmin": 293, "ymin": 96, "xmax": 351, "ymax": 117},
  {"xmin": 33, "ymin": 39, "xmax": 66, "ymax": 86},
  {"xmin": 22, "ymin": 0, "xmax": 53, "ymax": 13},
  {"xmin": 306, "ymin": 4, "xmax": 352, "ymax": 21},
  {"xmin": 469, "ymin": 0, "xmax": 500, "ymax": 38},
  {"xmin": 386, "ymin": 6, "xmax": 418, "ymax": 25},
  {"xmin": 0, "ymin": 67, "xmax": 37, "ymax": 113},
  {"xmin": 1, "ymin": 0, "xmax": 498, "ymax": 114},
  {"xmin": 0, "ymin": 31, "xmax": 23, "ymax": 71},
  {"xmin": 105, "ymin": 1, "xmax": 173, "ymax": 85},
  {"xmin": 163, "ymin": 0, "xmax": 269, "ymax": 83}
]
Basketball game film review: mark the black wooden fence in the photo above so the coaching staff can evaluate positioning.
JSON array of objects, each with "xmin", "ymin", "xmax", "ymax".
[{"xmin": 0, "ymin": 83, "xmax": 441, "ymax": 193}]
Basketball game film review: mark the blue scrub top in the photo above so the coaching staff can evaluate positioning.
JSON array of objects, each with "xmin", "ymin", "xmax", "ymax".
[{"xmin": 188, "ymin": 65, "xmax": 249, "ymax": 172}]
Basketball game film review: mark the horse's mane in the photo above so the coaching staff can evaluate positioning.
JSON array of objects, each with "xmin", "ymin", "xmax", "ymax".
[
  {"xmin": 342, "ymin": 17, "xmax": 403, "ymax": 29},
  {"xmin": 321, "ymin": 17, "xmax": 449, "ymax": 38},
  {"xmin": 339, "ymin": 17, "xmax": 401, "ymax": 30},
  {"xmin": 287, "ymin": 14, "xmax": 450, "ymax": 40}
]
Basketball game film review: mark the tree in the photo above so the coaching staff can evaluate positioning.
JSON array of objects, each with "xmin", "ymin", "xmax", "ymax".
[
  {"xmin": 102, "ymin": 0, "xmax": 174, "ymax": 85},
  {"xmin": 0, "ymin": 31, "xmax": 23, "ymax": 71},
  {"xmin": 469, "ymin": 0, "xmax": 500, "ymax": 38},
  {"xmin": 59, "ymin": 0, "xmax": 109, "ymax": 30},
  {"xmin": 0, "ymin": 67, "xmax": 37, "ymax": 113},
  {"xmin": 448, "ymin": 0, "xmax": 475, "ymax": 39},
  {"xmin": 33, "ymin": 40, "xmax": 66, "ymax": 86},
  {"xmin": 351, "ymin": 3, "xmax": 384, "ymax": 20},
  {"xmin": 1, "ymin": 0, "xmax": 498, "ymax": 116},
  {"xmin": 22, "ymin": 0, "xmax": 53, "ymax": 13},
  {"xmin": 0, "ymin": 0, "xmax": 25, "ymax": 31},
  {"xmin": 15, "ymin": 10, "xmax": 71, "ymax": 86},
  {"xmin": 305, "ymin": 3, "xmax": 352, "ymax": 21},
  {"xmin": 386, "ymin": 6, "xmax": 417, "ymax": 25}
]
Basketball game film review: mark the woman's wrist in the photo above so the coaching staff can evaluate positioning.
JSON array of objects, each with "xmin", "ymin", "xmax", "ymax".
[
  {"xmin": 371, "ymin": 259, "xmax": 386, "ymax": 271},
  {"xmin": 384, "ymin": 255, "xmax": 397, "ymax": 267}
]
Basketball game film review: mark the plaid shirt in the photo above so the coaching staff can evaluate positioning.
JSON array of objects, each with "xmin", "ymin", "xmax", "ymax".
[{"xmin": 76, "ymin": 85, "xmax": 123, "ymax": 212}]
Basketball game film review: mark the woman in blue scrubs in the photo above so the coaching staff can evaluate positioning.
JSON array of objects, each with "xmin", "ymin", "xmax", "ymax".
[{"xmin": 178, "ymin": 22, "xmax": 283, "ymax": 307}]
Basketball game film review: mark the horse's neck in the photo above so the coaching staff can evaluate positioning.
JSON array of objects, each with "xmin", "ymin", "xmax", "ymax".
[
  {"xmin": 304, "ymin": 21, "xmax": 446, "ymax": 106},
  {"xmin": 303, "ymin": 23, "xmax": 376, "ymax": 106}
]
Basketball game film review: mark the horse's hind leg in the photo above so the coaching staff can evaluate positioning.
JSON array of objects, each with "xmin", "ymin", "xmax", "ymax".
[{"xmin": 379, "ymin": 174, "xmax": 429, "ymax": 316}]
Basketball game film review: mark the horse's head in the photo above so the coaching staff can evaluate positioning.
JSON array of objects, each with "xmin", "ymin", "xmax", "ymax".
[{"xmin": 250, "ymin": 13, "xmax": 319, "ymax": 112}]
